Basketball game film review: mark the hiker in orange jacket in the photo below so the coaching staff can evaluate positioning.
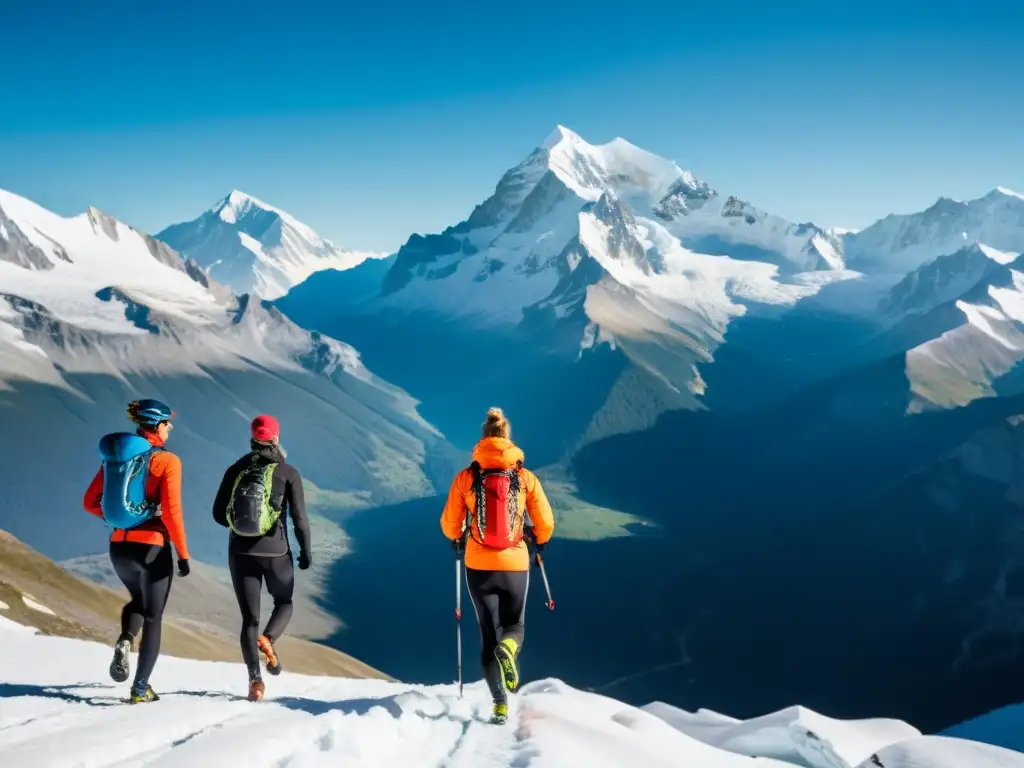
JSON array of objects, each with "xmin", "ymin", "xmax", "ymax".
[
  {"xmin": 440, "ymin": 407, "xmax": 554, "ymax": 723},
  {"xmin": 83, "ymin": 399, "xmax": 190, "ymax": 703}
]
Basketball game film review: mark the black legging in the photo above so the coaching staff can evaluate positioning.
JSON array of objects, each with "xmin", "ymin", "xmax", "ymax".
[
  {"xmin": 229, "ymin": 552, "xmax": 295, "ymax": 676},
  {"xmin": 466, "ymin": 567, "xmax": 529, "ymax": 704},
  {"xmin": 109, "ymin": 541, "xmax": 173, "ymax": 690}
]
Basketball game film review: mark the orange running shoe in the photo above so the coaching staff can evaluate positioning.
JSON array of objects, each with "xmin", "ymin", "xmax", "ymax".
[
  {"xmin": 257, "ymin": 635, "xmax": 281, "ymax": 676},
  {"xmin": 247, "ymin": 678, "xmax": 265, "ymax": 702}
]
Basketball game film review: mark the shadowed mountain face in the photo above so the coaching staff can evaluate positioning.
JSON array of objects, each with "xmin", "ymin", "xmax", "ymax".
[
  {"xmin": 316, "ymin": 355, "xmax": 1024, "ymax": 734},
  {"xmin": 0, "ymin": 369, "xmax": 460, "ymax": 564},
  {"xmin": 269, "ymin": 296, "xmax": 630, "ymax": 464}
]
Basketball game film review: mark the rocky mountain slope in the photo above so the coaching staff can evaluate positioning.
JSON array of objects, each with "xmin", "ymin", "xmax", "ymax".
[{"xmin": 0, "ymin": 529, "xmax": 385, "ymax": 679}]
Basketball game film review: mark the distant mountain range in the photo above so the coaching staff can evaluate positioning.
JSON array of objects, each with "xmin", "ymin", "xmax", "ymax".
[
  {"xmin": 274, "ymin": 126, "xmax": 1024, "ymax": 460},
  {"xmin": 4, "ymin": 124, "xmax": 1024, "ymax": 733}
]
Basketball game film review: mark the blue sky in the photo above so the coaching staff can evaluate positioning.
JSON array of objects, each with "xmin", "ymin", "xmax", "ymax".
[{"xmin": 2, "ymin": 0, "xmax": 1023, "ymax": 252}]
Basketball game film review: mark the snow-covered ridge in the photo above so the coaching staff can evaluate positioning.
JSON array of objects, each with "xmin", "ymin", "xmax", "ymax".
[
  {"xmin": 157, "ymin": 190, "xmax": 386, "ymax": 299},
  {"xmin": 0, "ymin": 188, "xmax": 427, "ymax": 423},
  {"xmin": 0, "ymin": 187, "xmax": 231, "ymax": 335},
  {"xmin": 844, "ymin": 188, "xmax": 1024, "ymax": 275},
  {"xmin": 880, "ymin": 242, "xmax": 1021, "ymax": 319},
  {"xmin": 906, "ymin": 265, "xmax": 1024, "ymax": 411},
  {"xmin": 1, "ymin": 616, "xmax": 1019, "ymax": 767}
]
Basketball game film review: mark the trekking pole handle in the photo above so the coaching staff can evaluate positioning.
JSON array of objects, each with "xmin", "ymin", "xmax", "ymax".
[{"xmin": 535, "ymin": 553, "xmax": 555, "ymax": 611}]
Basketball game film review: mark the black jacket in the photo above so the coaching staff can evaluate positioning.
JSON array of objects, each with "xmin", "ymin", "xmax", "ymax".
[{"xmin": 212, "ymin": 443, "xmax": 311, "ymax": 558}]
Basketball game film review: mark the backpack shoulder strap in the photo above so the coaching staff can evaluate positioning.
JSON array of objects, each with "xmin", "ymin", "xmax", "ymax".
[
  {"xmin": 467, "ymin": 461, "xmax": 484, "ymax": 543},
  {"xmin": 509, "ymin": 460, "xmax": 523, "ymax": 488}
]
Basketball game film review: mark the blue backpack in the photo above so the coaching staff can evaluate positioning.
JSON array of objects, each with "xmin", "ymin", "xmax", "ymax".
[{"xmin": 98, "ymin": 433, "xmax": 163, "ymax": 530}]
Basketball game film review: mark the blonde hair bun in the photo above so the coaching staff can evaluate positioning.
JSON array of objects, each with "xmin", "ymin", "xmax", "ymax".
[{"xmin": 482, "ymin": 407, "xmax": 511, "ymax": 439}]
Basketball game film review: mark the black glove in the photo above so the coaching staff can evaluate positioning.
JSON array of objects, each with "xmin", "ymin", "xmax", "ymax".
[
  {"xmin": 451, "ymin": 538, "xmax": 463, "ymax": 554},
  {"xmin": 177, "ymin": 558, "xmax": 190, "ymax": 577},
  {"xmin": 525, "ymin": 527, "xmax": 546, "ymax": 552},
  {"xmin": 298, "ymin": 551, "xmax": 312, "ymax": 570}
]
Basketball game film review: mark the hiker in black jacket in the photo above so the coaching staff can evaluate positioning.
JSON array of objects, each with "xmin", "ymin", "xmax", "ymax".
[{"xmin": 212, "ymin": 414, "xmax": 312, "ymax": 701}]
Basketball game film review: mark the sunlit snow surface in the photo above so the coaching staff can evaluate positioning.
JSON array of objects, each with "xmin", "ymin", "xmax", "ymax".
[
  {"xmin": 0, "ymin": 189, "xmax": 225, "ymax": 333},
  {"xmin": 0, "ymin": 618, "xmax": 1019, "ymax": 767}
]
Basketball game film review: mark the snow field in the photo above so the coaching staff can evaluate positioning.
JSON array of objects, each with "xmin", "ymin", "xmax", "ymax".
[{"xmin": 0, "ymin": 617, "xmax": 1020, "ymax": 767}]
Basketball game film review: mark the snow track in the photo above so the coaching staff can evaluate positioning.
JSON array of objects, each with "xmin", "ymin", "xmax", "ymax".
[{"xmin": 0, "ymin": 618, "xmax": 1020, "ymax": 767}]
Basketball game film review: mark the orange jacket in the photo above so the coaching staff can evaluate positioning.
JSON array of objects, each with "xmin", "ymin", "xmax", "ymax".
[
  {"xmin": 440, "ymin": 437, "xmax": 554, "ymax": 572},
  {"xmin": 83, "ymin": 433, "xmax": 190, "ymax": 559}
]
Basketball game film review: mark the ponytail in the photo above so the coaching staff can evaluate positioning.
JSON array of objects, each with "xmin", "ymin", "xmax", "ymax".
[{"xmin": 126, "ymin": 400, "xmax": 150, "ymax": 434}]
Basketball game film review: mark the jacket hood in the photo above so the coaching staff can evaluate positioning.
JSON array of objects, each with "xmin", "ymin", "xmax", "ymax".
[
  {"xmin": 250, "ymin": 440, "xmax": 286, "ymax": 463},
  {"xmin": 472, "ymin": 437, "xmax": 524, "ymax": 469}
]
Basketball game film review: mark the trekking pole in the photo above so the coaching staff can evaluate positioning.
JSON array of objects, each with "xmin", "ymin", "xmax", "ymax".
[
  {"xmin": 454, "ymin": 531, "xmax": 467, "ymax": 698},
  {"xmin": 535, "ymin": 552, "xmax": 555, "ymax": 610},
  {"xmin": 525, "ymin": 527, "xmax": 555, "ymax": 610},
  {"xmin": 456, "ymin": 554, "xmax": 463, "ymax": 698}
]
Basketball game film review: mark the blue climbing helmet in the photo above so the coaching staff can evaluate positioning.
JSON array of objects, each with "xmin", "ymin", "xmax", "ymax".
[{"xmin": 128, "ymin": 398, "xmax": 175, "ymax": 427}]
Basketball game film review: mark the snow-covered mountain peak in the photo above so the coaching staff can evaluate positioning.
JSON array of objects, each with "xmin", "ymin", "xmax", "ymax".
[
  {"xmin": 210, "ymin": 189, "xmax": 317, "ymax": 240},
  {"xmin": 214, "ymin": 189, "xmax": 267, "ymax": 224},
  {"xmin": 222, "ymin": 189, "xmax": 269, "ymax": 211},
  {"xmin": 541, "ymin": 125, "xmax": 689, "ymax": 204},
  {"xmin": 369, "ymin": 126, "xmax": 853, "ymax": 350},
  {"xmin": 993, "ymin": 186, "xmax": 1024, "ymax": 202},
  {"xmin": 543, "ymin": 124, "xmax": 586, "ymax": 150},
  {"xmin": 158, "ymin": 192, "xmax": 383, "ymax": 299}
]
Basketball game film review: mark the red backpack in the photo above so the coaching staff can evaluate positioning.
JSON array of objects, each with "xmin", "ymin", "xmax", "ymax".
[{"xmin": 468, "ymin": 460, "xmax": 525, "ymax": 549}]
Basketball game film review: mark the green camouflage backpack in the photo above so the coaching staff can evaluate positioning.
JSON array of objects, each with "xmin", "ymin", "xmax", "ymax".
[{"xmin": 226, "ymin": 457, "xmax": 281, "ymax": 536}]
